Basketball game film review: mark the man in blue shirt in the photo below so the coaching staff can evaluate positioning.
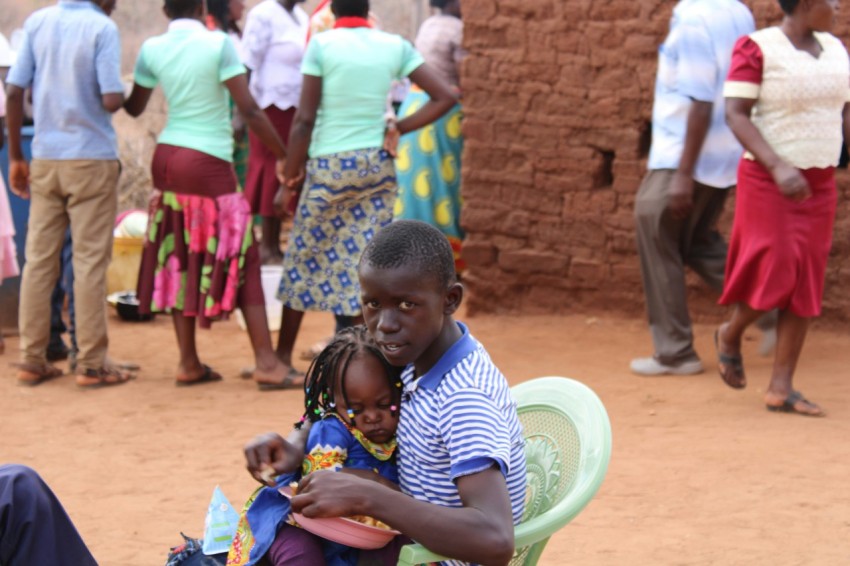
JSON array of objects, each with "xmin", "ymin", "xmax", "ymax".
[
  {"xmin": 631, "ymin": 0, "xmax": 774, "ymax": 376},
  {"xmin": 5, "ymin": 0, "xmax": 135, "ymax": 388}
]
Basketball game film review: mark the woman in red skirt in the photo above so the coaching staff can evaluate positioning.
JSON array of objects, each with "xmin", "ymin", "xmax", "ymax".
[
  {"xmin": 715, "ymin": 0, "xmax": 849, "ymax": 416},
  {"xmin": 242, "ymin": 0, "xmax": 309, "ymax": 264},
  {"xmin": 124, "ymin": 0, "xmax": 302, "ymax": 388}
]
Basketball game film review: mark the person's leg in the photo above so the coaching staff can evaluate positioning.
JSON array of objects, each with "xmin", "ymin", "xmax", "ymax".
[
  {"xmin": 682, "ymin": 183, "xmax": 728, "ymax": 292},
  {"xmin": 62, "ymin": 230, "xmax": 77, "ymax": 355},
  {"xmin": 334, "ymin": 314, "xmax": 363, "ymax": 334},
  {"xmin": 65, "ymin": 160, "xmax": 118, "ymax": 374},
  {"xmin": 260, "ymin": 216, "xmax": 283, "ymax": 265},
  {"xmin": 18, "ymin": 160, "xmax": 69, "ymax": 370},
  {"xmin": 632, "ymin": 170, "xmax": 701, "ymax": 373},
  {"xmin": 275, "ymin": 306, "xmax": 305, "ymax": 368},
  {"xmin": 171, "ymin": 311, "xmax": 217, "ymax": 384},
  {"xmin": 358, "ymin": 535, "xmax": 412, "ymax": 565},
  {"xmin": 263, "ymin": 523, "xmax": 326, "ymax": 566},
  {"xmin": 764, "ymin": 311, "xmax": 822, "ymax": 415},
  {"xmin": 715, "ymin": 302, "xmax": 764, "ymax": 388},
  {"xmin": 0, "ymin": 464, "xmax": 97, "ymax": 566},
  {"xmin": 46, "ymin": 278, "xmax": 69, "ymax": 361}
]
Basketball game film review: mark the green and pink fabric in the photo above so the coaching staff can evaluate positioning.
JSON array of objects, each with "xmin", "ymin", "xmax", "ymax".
[{"xmin": 137, "ymin": 190, "xmax": 254, "ymax": 328}]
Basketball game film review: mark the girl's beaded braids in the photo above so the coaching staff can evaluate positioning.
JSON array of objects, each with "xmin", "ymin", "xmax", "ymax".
[{"xmin": 294, "ymin": 325, "xmax": 402, "ymax": 429}]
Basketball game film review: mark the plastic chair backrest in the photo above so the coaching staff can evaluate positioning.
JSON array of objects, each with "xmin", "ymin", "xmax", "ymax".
[{"xmin": 397, "ymin": 376, "xmax": 612, "ymax": 566}]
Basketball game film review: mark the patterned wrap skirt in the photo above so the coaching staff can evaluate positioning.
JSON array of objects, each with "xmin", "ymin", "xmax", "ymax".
[
  {"xmin": 137, "ymin": 144, "xmax": 263, "ymax": 328},
  {"xmin": 719, "ymin": 158, "xmax": 837, "ymax": 318},
  {"xmin": 394, "ymin": 88, "xmax": 465, "ymax": 272},
  {"xmin": 278, "ymin": 148, "xmax": 397, "ymax": 316}
]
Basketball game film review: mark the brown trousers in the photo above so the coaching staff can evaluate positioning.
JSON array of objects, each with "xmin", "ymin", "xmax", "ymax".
[
  {"xmin": 634, "ymin": 169, "xmax": 730, "ymax": 364},
  {"xmin": 19, "ymin": 159, "xmax": 120, "ymax": 372}
]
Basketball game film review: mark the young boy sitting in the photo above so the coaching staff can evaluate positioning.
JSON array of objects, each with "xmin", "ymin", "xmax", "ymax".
[{"xmin": 243, "ymin": 220, "xmax": 527, "ymax": 565}]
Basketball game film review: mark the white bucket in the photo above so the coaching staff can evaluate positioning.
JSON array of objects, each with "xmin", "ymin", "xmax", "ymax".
[{"xmin": 235, "ymin": 264, "xmax": 284, "ymax": 332}]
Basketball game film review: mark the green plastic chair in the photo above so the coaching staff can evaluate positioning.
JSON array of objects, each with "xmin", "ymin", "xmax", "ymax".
[{"xmin": 397, "ymin": 376, "xmax": 613, "ymax": 566}]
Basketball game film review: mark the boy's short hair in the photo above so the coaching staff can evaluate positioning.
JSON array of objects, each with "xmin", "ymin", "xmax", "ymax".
[
  {"xmin": 360, "ymin": 220, "xmax": 456, "ymax": 289},
  {"xmin": 332, "ymin": 0, "xmax": 369, "ymax": 18},
  {"xmin": 165, "ymin": 0, "xmax": 201, "ymax": 18}
]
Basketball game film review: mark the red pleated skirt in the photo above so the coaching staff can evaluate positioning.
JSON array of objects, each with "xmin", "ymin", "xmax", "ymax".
[
  {"xmin": 243, "ymin": 105, "xmax": 295, "ymax": 217},
  {"xmin": 719, "ymin": 158, "xmax": 837, "ymax": 317}
]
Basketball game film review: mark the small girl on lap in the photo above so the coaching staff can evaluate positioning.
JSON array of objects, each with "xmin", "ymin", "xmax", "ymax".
[{"xmin": 227, "ymin": 326, "xmax": 402, "ymax": 566}]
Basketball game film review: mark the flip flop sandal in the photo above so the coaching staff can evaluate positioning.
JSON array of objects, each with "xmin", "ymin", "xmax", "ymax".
[
  {"xmin": 766, "ymin": 390, "xmax": 825, "ymax": 417},
  {"xmin": 715, "ymin": 329, "xmax": 746, "ymax": 389},
  {"xmin": 15, "ymin": 363, "xmax": 64, "ymax": 387},
  {"xmin": 176, "ymin": 364, "xmax": 223, "ymax": 387},
  {"xmin": 76, "ymin": 366, "xmax": 134, "ymax": 389},
  {"xmin": 257, "ymin": 366, "xmax": 305, "ymax": 391}
]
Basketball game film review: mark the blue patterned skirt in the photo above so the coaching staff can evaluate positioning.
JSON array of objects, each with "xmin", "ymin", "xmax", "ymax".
[{"xmin": 278, "ymin": 148, "xmax": 397, "ymax": 316}]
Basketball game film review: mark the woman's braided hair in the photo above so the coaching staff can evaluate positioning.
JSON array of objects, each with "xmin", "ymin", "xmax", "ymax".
[{"xmin": 295, "ymin": 325, "xmax": 402, "ymax": 429}]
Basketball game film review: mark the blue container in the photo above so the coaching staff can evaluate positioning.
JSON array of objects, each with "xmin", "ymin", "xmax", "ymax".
[{"xmin": 0, "ymin": 126, "xmax": 34, "ymax": 328}]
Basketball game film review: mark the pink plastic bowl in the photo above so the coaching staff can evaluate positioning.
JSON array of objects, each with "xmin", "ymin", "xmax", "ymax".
[{"xmin": 279, "ymin": 486, "xmax": 400, "ymax": 550}]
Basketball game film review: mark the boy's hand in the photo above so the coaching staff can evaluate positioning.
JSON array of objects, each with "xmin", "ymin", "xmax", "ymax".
[
  {"xmin": 667, "ymin": 171, "xmax": 694, "ymax": 219},
  {"xmin": 292, "ymin": 470, "xmax": 374, "ymax": 518},
  {"xmin": 244, "ymin": 432, "xmax": 303, "ymax": 485},
  {"xmin": 9, "ymin": 160, "xmax": 30, "ymax": 199}
]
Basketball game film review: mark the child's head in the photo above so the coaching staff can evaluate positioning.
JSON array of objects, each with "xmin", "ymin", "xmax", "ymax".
[
  {"xmin": 332, "ymin": 0, "xmax": 369, "ymax": 19},
  {"xmin": 358, "ymin": 220, "xmax": 463, "ymax": 371},
  {"xmin": 163, "ymin": 0, "xmax": 202, "ymax": 20},
  {"xmin": 297, "ymin": 326, "xmax": 401, "ymax": 444}
]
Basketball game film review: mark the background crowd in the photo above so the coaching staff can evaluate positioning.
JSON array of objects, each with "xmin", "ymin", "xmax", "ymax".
[{"xmin": 0, "ymin": 0, "xmax": 847, "ymax": 563}]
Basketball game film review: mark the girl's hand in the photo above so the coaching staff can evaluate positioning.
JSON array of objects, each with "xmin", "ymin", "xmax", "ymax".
[
  {"xmin": 382, "ymin": 119, "xmax": 400, "ymax": 157},
  {"xmin": 275, "ymin": 158, "xmax": 287, "ymax": 187},
  {"xmin": 273, "ymin": 186, "xmax": 289, "ymax": 219},
  {"xmin": 244, "ymin": 432, "xmax": 304, "ymax": 486},
  {"xmin": 770, "ymin": 161, "xmax": 811, "ymax": 202}
]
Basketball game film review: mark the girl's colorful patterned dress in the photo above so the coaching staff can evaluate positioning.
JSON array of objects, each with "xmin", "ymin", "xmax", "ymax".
[{"xmin": 226, "ymin": 414, "xmax": 397, "ymax": 566}]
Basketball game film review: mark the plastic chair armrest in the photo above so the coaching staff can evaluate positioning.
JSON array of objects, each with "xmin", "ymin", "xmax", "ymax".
[{"xmin": 397, "ymin": 543, "xmax": 451, "ymax": 565}]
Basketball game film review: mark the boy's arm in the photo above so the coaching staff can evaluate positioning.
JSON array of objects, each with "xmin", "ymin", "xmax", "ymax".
[
  {"xmin": 292, "ymin": 466, "xmax": 515, "ymax": 565},
  {"xmin": 5, "ymin": 85, "xmax": 29, "ymax": 199}
]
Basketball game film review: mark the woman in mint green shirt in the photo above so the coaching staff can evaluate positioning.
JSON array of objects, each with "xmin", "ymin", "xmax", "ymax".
[
  {"xmin": 273, "ymin": 0, "xmax": 456, "ymax": 372},
  {"xmin": 123, "ymin": 0, "xmax": 304, "ymax": 390}
]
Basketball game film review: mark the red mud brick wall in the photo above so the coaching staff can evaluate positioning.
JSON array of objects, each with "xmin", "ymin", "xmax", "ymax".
[{"xmin": 460, "ymin": 0, "xmax": 850, "ymax": 325}]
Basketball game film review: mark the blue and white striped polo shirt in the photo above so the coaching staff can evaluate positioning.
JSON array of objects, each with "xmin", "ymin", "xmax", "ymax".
[
  {"xmin": 397, "ymin": 322, "xmax": 526, "ymax": 565},
  {"xmin": 647, "ymin": 0, "xmax": 755, "ymax": 189}
]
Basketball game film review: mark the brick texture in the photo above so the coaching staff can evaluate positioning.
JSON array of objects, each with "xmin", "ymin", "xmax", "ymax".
[{"xmin": 461, "ymin": 0, "xmax": 850, "ymax": 325}]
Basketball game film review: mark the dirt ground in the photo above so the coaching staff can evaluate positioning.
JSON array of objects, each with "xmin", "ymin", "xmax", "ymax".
[{"xmin": 1, "ymin": 308, "xmax": 848, "ymax": 565}]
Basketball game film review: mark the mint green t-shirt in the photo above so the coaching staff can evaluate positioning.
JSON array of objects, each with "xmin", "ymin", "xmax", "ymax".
[
  {"xmin": 134, "ymin": 21, "xmax": 245, "ymax": 162},
  {"xmin": 302, "ymin": 28, "xmax": 424, "ymax": 158}
]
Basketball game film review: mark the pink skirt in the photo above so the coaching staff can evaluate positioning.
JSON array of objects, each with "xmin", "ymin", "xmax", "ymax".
[
  {"xmin": 719, "ymin": 159, "xmax": 837, "ymax": 317},
  {"xmin": 0, "ymin": 176, "xmax": 20, "ymax": 282},
  {"xmin": 137, "ymin": 144, "xmax": 263, "ymax": 328}
]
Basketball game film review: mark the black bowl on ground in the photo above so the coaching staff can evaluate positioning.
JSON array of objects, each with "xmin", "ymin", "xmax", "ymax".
[{"xmin": 110, "ymin": 292, "xmax": 155, "ymax": 322}]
